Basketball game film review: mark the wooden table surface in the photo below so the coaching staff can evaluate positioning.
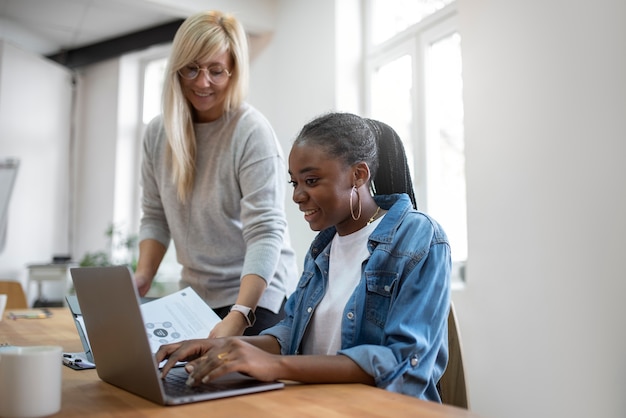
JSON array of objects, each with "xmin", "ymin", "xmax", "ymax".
[{"xmin": 0, "ymin": 307, "xmax": 482, "ymax": 417}]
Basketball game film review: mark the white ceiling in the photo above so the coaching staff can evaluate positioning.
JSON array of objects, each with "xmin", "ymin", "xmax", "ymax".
[{"xmin": 0, "ymin": 0, "xmax": 277, "ymax": 56}]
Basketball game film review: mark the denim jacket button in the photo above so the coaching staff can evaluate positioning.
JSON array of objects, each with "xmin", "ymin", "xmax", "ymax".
[
  {"xmin": 307, "ymin": 307, "xmax": 313, "ymax": 313},
  {"xmin": 410, "ymin": 355, "xmax": 418, "ymax": 367},
  {"xmin": 346, "ymin": 312, "xmax": 354, "ymax": 320}
]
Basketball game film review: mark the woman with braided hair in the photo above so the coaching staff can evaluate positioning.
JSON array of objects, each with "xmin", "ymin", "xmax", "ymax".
[{"xmin": 156, "ymin": 112, "xmax": 451, "ymax": 402}]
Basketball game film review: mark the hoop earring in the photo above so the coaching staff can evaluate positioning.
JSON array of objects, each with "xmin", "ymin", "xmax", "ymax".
[{"xmin": 350, "ymin": 185, "xmax": 362, "ymax": 221}]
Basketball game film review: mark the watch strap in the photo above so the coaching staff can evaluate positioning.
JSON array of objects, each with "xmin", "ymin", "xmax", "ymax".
[{"xmin": 230, "ymin": 304, "xmax": 256, "ymax": 327}]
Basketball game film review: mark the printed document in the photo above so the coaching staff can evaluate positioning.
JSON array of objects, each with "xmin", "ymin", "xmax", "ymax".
[{"xmin": 141, "ymin": 287, "xmax": 221, "ymax": 352}]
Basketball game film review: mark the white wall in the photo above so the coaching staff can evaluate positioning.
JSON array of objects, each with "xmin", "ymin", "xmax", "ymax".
[
  {"xmin": 248, "ymin": 0, "xmax": 339, "ymax": 267},
  {"xmin": 72, "ymin": 59, "xmax": 121, "ymax": 261},
  {"xmin": 0, "ymin": 41, "xmax": 73, "ymax": 301},
  {"xmin": 456, "ymin": 1, "xmax": 626, "ymax": 417}
]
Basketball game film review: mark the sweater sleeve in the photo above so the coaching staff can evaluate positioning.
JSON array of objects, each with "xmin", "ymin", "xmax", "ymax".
[
  {"xmin": 234, "ymin": 108, "xmax": 290, "ymax": 285},
  {"xmin": 138, "ymin": 117, "xmax": 171, "ymax": 247}
]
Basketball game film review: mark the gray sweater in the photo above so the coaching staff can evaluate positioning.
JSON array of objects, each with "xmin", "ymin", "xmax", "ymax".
[{"xmin": 139, "ymin": 103, "xmax": 297, "ymax": 312}]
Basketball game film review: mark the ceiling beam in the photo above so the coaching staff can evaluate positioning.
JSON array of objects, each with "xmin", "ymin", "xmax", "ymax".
[{"xmin": 46, "ymin": 19, "xmax": 184, "ymax": 69}]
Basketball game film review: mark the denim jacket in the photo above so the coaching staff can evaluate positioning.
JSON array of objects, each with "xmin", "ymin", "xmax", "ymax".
[{"xmin": 261, "ymin": 194, "xmax": 451, "ymax": 401}]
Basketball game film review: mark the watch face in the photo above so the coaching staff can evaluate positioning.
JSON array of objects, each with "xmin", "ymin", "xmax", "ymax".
[{"xmin": 246, "ymin": 309, "xmax": 256, "ymax": 326}]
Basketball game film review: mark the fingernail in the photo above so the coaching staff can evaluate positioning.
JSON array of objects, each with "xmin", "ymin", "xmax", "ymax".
[
  {"xmin": 202, "ymin": 375, "xmax": 210, "ymax": 384},
  {"xmin": 185, "ymin": 364, "xmax": 194, "ymax": 373},
  {"xmin": 186, "ymin": 376, "xmax": 195, "ymax": 386}
]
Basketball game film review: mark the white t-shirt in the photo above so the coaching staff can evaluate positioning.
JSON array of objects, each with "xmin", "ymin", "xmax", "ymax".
[{"xmin": 302, "ymin": 216, "xmax": 384, "ymax": 355}]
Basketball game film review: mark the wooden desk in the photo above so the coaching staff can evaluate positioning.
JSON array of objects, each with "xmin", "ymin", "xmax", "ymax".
[{"xmin": 1, "ymin": 308, "xmax": 481, "ymax": 418}]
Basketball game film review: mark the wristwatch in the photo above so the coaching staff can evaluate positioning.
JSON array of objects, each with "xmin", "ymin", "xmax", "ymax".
[{"xmin": 230, "ymin": 304, "xmax": 256, "ymax": 328}]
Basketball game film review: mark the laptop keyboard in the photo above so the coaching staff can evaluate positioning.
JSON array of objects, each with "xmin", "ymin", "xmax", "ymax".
[{"xmin": 163, "ymin": 369, "xmax": 256, "ymax": 396}]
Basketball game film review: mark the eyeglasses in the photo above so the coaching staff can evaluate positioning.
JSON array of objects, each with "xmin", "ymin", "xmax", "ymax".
[{"xmin": 177, "ymin": 64, "xmax": 232, "ymax": 84}]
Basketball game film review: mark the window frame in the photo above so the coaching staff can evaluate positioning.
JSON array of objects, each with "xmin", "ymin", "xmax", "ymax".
[{"xmin": 363, "ymin": 2, "xmax": 466, "ymax": 286}]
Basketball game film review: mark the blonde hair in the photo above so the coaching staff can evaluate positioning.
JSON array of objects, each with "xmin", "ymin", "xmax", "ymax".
[{"xmin": 162, "ymin": 10, "xmax": 250, "ymax": 201}]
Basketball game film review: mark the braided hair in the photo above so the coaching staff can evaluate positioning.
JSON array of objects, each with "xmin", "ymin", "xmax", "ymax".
[
  {"xmin": 294, "ymin": 112, "xmax": 417, "ymax": 209},
  {"xmin": 364, "ymin": 118, "xmax": 417, "ymax": 209}
]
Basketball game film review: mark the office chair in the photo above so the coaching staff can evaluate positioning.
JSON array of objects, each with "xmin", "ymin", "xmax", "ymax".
[
  {"xmin": 439, "ymin": 301, "xmax": 469, "ymax": 409},
  {"xmin": 0, "ymin": 280, "xmax": 29, "ymax": 309}
]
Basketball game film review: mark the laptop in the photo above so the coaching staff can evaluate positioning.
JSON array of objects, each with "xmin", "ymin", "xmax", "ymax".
[
  {"xmin": 64, "ymin": 294, "xmax": 96, "ymax": 367},
  {"xmin": 69, "ymin": 265, "xmax": 284, "ymax": 405},
  {"xmin": 65, "ymin": 293, "xmax": 156, "ymax": 368}
]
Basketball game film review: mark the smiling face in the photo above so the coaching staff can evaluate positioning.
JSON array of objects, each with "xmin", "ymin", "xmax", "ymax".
[
  {"xmin": 289, "ymin": 142, "xmax": 371, "ymax": 236},
  {"xmin": 179, "ymin": 49, "xmax": 232, "ymax": 122}
]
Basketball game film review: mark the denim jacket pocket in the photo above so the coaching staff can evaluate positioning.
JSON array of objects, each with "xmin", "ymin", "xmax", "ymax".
[
  {"xmin": 297, "ymin": 270, "xmax": 315, "ymax": 288},
  {"xmin": 364, "ymin": 271, "xmax": 398, "ymax": 328}
]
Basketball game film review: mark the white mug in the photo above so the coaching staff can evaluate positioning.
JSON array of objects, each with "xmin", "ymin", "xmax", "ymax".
[
  {"xmin": 0, "ymin": 345, "xmax": 63, "ymax": 418},
  {"xmin": 0, "ymin": 294, "xmax": 7, "ymax": 321}
]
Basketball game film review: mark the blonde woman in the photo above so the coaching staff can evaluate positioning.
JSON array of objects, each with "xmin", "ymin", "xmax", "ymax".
[{"xmin": 135, "ymin": 10, "xmax": 297, "ymax": 338}]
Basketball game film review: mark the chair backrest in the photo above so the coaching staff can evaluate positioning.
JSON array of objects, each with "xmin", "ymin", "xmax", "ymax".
[
  {"xmin": 0, "ymin": 280, "xmax": 28, "ymax": 309},
  {"xmin": 439, "ymin": 301, "xmax": 469, "ymax": 409}
]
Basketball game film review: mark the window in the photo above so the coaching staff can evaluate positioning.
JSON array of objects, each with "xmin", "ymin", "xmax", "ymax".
[
  {"xmin": 137, "ymin": 51, "xmax": 181, "ymax": 283},
  {"xmin": 142, "ymin": 57, "xmax": 167, "ymax": 124},
  {"xmin": 365, "ymin": 1, "xmax": 467, "ymax": 283},
  {"xmin": 369, "ymin": 0, "xmax": 455, "ymax": 46}
]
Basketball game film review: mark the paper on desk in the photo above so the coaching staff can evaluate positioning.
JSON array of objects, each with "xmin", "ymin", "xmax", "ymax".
[{"xmin": 140, "ymin": 287, "xmax": 221, "ymax": 353}]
